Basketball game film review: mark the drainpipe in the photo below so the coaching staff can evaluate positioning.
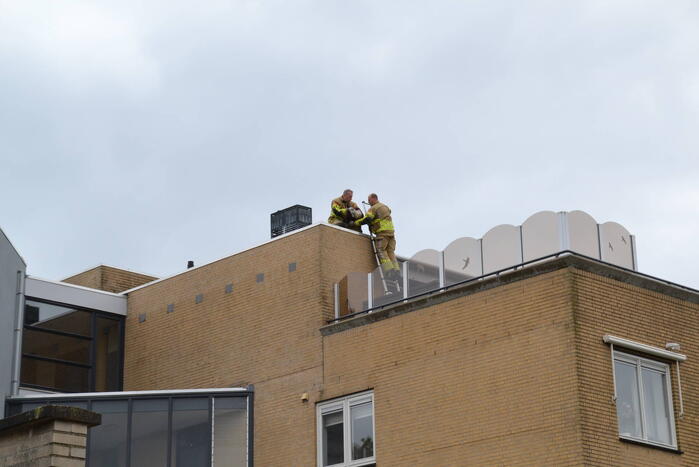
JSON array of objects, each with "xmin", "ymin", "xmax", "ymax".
[{"xmin": 10, "ymin": 270, "xmax": 25, "ymax": 396}]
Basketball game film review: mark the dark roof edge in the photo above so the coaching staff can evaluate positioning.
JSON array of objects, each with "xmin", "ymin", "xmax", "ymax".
[
  {"xmin": 0, "ymin": 405, "xmax": 101, "ymax": 434},
  {"xmin": 321, "ymin": 253, "xmax": 699, "ymax": 336}
]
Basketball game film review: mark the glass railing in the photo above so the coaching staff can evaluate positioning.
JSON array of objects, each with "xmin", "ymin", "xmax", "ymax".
[{"xmin": 334, "ymin": 210, "xmax": 638, "ymax": 321}]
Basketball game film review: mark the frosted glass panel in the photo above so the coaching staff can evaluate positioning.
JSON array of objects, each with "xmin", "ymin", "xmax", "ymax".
[
  {"xmin": 444, "ymin": 237, "xmax": 481, "ymax": 286},
  {"xmin": 600, "ymin": 222, "xmax": 634, "ymax": 269},
  {"xmin": 371, "ymin": 266, "xmax": 400, "ymax": 308},
  {"xmin": 339, "ymin": 272, "xmax": 369, "ymax": 316},
  {"xmin": 482, "ymin": 225, "xmax": 521, "ymax": 274},
  {"xmin": 567, "ymin": 210, "xmax": 600, "ymax": 259},
  {"xmin": 522, "ymin": 211, "xmax": 560, "ymax": 261},
  {"xmin": 407, "ymin": 249, "xmax": 440, "ymax": 298}
]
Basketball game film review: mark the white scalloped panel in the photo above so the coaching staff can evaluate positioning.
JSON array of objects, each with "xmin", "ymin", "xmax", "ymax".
[
  {"xmin": 407, "ymin": 249, "xmax": 441, "ymax": 297},
  {"xmin": 599, "ymin": 221, "xmax": 634, "ymax": 269},
  {"xmin": 444, "ymin": 237, "xmax": 482, "ymax": 285},
  {"xmin": 567, "ymin": 210, "xmax": 600, "ymax": 259},
  {"xmin": 410, "ymin": 248, "xmax": 442, "ymax": 265},
  {"xmin": 482, "ymin": 224, "xmax": 521, "ymax": 274},
  {"xmin": 521, "ymin": 211, "xmax": 560, "ymax": 262}
]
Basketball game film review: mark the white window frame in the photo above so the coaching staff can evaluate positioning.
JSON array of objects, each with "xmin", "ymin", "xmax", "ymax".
[
  {"xmin": 613, "ymin": 350, "xmax": 678, "ymax": 449},
  {"xmin": 316, "ymin": 391, "xmax": 375, "ymax": 467}
]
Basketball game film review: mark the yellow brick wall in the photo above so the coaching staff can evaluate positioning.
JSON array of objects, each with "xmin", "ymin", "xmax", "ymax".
[
  {"xmin": 322, "ymin": 268, "xmax": 585, "ymax": 466},
  {"xmin": 63, "ymin": 265, "xmax": 157, "ymax": 293},
  {"xmin": 124, "ymin": 225, "xmax": 375, "ymax": 466},
  {"xmin": 122, "ymin": 227, "xmax": 699, "ymax": 466},
  {"xmin": 570, "ymin": 269, "xmax": 699, "ymax": 466},
  {"xmin": 62, "ymin": 267, "xmax": 102, "ymax": 290}
]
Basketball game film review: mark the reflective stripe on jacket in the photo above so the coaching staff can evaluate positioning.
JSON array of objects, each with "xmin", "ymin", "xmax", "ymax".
[{"xmin": 362, "ymin": 202, "xmax": 394, "ymax": 234}]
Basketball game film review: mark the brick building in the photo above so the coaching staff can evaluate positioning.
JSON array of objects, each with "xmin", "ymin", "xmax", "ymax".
[{"xmin": 1, "ymin": 210, "xmax": 697, "ymax": 466}]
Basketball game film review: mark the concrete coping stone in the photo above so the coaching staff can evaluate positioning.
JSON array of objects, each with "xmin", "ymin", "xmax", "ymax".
[{"xmin": 0, "ymin": 405, "xmax": 101, "ymax": 434}]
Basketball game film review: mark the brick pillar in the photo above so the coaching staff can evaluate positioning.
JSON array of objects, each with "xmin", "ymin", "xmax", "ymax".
[{"xmin": 0, "ymin": 405, "xmax": 101, "ymax": 467}]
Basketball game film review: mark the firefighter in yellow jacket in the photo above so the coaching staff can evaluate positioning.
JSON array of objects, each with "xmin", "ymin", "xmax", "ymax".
[
  {"xmin": 328, "ymin": 189, "xmax": 363, "ymax": 232},
  {"xmin": 355, "ymin": 193, "xmax": 400, "ymax": 279}
]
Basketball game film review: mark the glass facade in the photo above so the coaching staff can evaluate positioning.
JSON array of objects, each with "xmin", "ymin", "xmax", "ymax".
[
  {"xmin": 171, "ymin": 398, "xmax": 210, "ymax": 466},
  {"xmin": 21, "ymin": 299, "xmax": 124, "ymax": 393},
  {"xmin": 131, "ymin": 399, "xmax": 169, "ymax": 467},
  {"xmin": 90, "ymin": 400, "xmax": 128, "ymax": 467},
  {"xmin": 6, "ymin": 390, "xmax": 251, "ymax": 467}
]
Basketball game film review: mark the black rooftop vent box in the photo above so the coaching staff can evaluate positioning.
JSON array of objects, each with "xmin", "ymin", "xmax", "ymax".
[{"xmin": 271, "ymin": 205, "xmax": 312, "ymax": 238}]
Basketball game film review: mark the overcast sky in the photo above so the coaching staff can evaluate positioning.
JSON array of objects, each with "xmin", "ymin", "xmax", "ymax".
[{"xmin": 1, "ymin": 1, "xmax": 698, "ymax": 290}]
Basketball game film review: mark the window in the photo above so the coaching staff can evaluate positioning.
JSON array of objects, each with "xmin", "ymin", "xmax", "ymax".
[
  {"xmin": 317, "ymin": 392, "xmax": 375, "ymax": 467},
  {"xmin": 613, "ymin": 351, "xmax": 677, "ymax": 448},
  {"xmin": 7, "ymin": 389, "xmax": 251, "ymax": 467},
  {"xmin": 21, "ymin": 299, "xmax": 124, "ymax": 393}
]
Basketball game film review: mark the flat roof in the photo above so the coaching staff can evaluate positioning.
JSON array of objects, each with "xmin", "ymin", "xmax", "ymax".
[
  {"xmin": 25, "ymin": 275, "xmax": 127, "ymax": 315},
  {"xmin": 9, "ymin": 387, "xmax": 251, "ymax": 401},
  {"xmin": 62, "ymin": 264, "xmax": 158, "ymax": 282},
  {"xmin": 120, "ymin": 222, "xmax": 368, "ymax": 294}
]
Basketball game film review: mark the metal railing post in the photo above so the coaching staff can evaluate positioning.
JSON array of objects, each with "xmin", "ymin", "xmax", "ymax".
[
  {"xmin": 630, "ymin": 234, "xmax": 638, "ymax": 271},
  {"xmin": 402, "ymin": 261, "xmax": 409, "ymax": 300},
  {"xmin": 438, "ymin": 251, "xmax": 445, "ymax": 288},
  {"xmin": 367, "ymin": 272, "xmax": 373, "ymax": 311},
  {"xmin": 333, "ymin": 283, "xmax": 340, "ymax": 320}
]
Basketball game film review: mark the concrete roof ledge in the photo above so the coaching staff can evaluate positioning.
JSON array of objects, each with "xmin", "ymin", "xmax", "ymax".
[
  {"xmin": 26, "ymin": 276, "xmax": 127, "ymax": 315},
  {"xmin": 121, "ymin": 223, "xmax": 372, "ymax": 294},
  {"xmin": 0, "ymin": 405, "xmax": 101, "ymax": 434}
]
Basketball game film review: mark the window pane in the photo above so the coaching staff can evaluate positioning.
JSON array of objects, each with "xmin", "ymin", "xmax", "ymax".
[
  {"xmin": 24, "ymin": 300, "xmax": 91, "ymax": 336},
  {"xmin": 23, "ymin": 328, "xmax": 90, "ymax": 364},
  {"xmin": 21, "ymin": 356, "xmax": 89, "ymax": 392},
  {"xmin": 172, "ymin": 398, "xmax": 210, "ymax": 467},
  {"xmin": 94, "ymin": 317, "xmax": 122, "ymax": 391},
  {"xmin": 641, "ymin": 367, "xmax": 673, "ymax": 445},
  {"xmin": 322, "ymin": 411, "xmax": 344, "ymax": 466},
  {"xmin": 89, "ymin": 400, "xmax": 128, "ymax": 467},
  {"xmin": 615, "ymin": 360, "xmax": 642, "ymax": 438},
  {"xmin": 213, "ymin": 397, "xmax": 247, "ymax": 467},
  {"xmin": 130, "ymin": 399, "xmax": 169, "ymax": 467},
  {"xmin": 351, "ymin": 402, "xmax": 374, "ymax": 460}
]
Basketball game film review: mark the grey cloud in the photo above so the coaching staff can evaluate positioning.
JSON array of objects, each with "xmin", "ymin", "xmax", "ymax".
[{"xmin": 0, "ymin": 0, "xmax": 697, "ymax": 289}]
